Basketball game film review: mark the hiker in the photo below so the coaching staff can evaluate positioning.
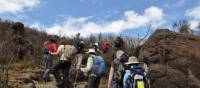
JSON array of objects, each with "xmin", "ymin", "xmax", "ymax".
[
  {"xmin": 102, "ymin": 40, "xmax": 111, "ymax": 53},
  {"xmin": 80, "ymin": 48, "xmax": 106, "ymax": 88},
  {"xmin": 51, "ymin": 38, "xmax": 77, "ymax": 88},
  {"xmin": 91, "ymin": 42, "xmax": 102, "ymax": 54},
  {"xmin": 75, "ymin": 40, "xmax": 85, "ymax": 69},
  {"xmin": 41, "ymin": 40, "xmax": 51, "ymax": 81},
  {"xmin": 42, "ymin": 38, "xmax": 57, "ymax": 81},
  {"xmin": 108, "ymin": 36, "xmax": 128, "ymax": 88},
  {"xmin": 123, "ymin": 56, "xmax": 150, "ymax": 88}
]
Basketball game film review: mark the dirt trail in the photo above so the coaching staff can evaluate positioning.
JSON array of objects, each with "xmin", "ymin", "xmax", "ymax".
[{"xmin": 34, "ymin": 75, "xmax": 57, "ymax": 88}]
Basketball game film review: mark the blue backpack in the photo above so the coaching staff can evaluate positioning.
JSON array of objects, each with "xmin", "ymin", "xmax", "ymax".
[
  {"xmin": 91, "ymin": 56, "xmax": 106, "ymax": 77},
  {"xmin": 126, "ymin": 65, "xmax": 148, "ymax": 88}
]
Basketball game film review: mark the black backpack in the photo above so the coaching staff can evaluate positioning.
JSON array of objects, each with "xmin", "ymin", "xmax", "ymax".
[
  {"xmin": 126, "ymin": 65, "xmax": 148, "ymax": 88},
  {"xmin": 76, "ymin": 42, "xmax": 85, "ymax": 54},
  {"xmin": 43, "ymin": 45, "xmax": 49, "ymax": 54}
]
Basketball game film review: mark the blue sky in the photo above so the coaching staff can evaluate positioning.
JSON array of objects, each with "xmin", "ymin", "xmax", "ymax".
[{"xmin": 0, "ymin": 0, "xmax": 200, "ymax": 37}]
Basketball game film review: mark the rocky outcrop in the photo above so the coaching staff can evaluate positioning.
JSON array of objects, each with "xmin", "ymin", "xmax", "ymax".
[{"xmin": 139, "ymin": 29, "xmax": 200, "ymax": 88}]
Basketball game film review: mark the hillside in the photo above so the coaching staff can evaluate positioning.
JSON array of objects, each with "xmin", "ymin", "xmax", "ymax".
[
  {"xmin": 139, "ymin": 29, "xmax": 200, "ymax": 88},
  {"xmin": 0, "ymin": 20, "xmax": 139, "ymax": 88},
  {"xmin": 2, "ymin": 20, "xmax": 200, "ymax": 88}
]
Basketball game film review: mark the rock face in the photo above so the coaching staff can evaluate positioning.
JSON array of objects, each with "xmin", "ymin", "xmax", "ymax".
[{"xmin": 138, "ymin": 29, "xmax": 200, "ymax": 88}]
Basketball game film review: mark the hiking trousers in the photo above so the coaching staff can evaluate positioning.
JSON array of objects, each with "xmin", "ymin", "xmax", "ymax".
[
  {"xmin": 75, "ymin": 54, "xmax": 83, "ymax": 69},
  {"xmin": 87, "ymin": 75, "xmax": 101, "ymax": 88},
  {"xmin": 53, "ymin": 60, "xmax": 71, "ymax": 88},
  {"xmin": 42, "ymin": 54, "xmax": 53, "ymax": 80}
]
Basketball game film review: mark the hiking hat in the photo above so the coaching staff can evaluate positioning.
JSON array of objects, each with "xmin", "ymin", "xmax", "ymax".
[
  {"xmin": 125, "ymin": 56, "xmax": 140, "ymax": 65},
  {"xmin": 80, "ymin": 41, "xmax": 84, "ymax": 44},
  {"xmin": 95, "ymin": 42, "xmax": 99, "ymax": 47},
  {"xmin": 86, "ymin": 48, "xmax": 96, "ymax": 54}
]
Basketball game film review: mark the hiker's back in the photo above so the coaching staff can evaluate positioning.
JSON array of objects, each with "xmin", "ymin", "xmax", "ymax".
[
  {"xmin": 112, "ymin": 50, "xmax": 128, "ymax": 85},
  {"xmin": 63, "ymin": 45, "xmax": 77, "ymax": 57},
  {"xmin": 58, "ymin": 45, "xmax": 77, "ymax": 60}
]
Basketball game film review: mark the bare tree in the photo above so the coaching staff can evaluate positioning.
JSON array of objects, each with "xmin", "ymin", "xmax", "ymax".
[
  {"xmin": 173, "ymin": 20, "xmax": 192, "ymax": 34},
  {"xmin": 133, "ymin": 24, "xmax": 152, "ymax": 57}
]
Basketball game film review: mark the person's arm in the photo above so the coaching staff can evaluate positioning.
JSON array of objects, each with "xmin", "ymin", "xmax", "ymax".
[
  {"xmin": 81, "ymin": 57, "xmax": 93, "ymax": 73},
  {"xmin": 107, "ymin": 63, "xmax": 114, "ymax": 88}
]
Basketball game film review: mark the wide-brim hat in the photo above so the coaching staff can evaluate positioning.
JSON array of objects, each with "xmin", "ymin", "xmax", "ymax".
[
  {"xmin": 125, "ymin": 56, "xmax": 140, "ymax": 65},
  {"xmin": 86, "ymin": 48, "xmax": 96, "ymax": 54}
]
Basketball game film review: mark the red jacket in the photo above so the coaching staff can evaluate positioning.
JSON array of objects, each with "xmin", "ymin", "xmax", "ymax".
[
  {"xmin": 49, "ymin": 43, "xmax": 57, "ymax": 53},
  {"xmin": 102, "ymin": 42, "xmax": 111, "ymax": 50}
]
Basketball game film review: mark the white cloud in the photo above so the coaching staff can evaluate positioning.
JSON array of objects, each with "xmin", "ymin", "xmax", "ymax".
[
  {"xmin": 190, "ymin": 21, "xmax": 199, "ymax": 30},
  {"xmin": 45, "ymin": 6, "xmax": 165, "ymax": 37},
  {"xmin": 0, "ymin": 0, "xmax": 40, "ymax": 14},
  {"xmin": 29, "ymin": 22, "xmax": 46, "ymax": 31},
  {"xmin": 186, "ymin": 6, "xmax": 200, "ymax": 20},
  {"xmin": 186, "ymin": 6, "xmax": 200, "ymax": 30}
]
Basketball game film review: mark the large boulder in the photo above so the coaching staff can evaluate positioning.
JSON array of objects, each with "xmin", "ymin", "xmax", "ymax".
[{"xmin": 138, "ymin": 29, "xmax": 200, "ymax": 88}]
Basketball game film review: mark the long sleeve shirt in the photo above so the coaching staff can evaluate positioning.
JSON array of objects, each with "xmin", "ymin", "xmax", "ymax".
[{"xmin": 81, "ymin": 55, "xmax": 95, "ymax": 73}]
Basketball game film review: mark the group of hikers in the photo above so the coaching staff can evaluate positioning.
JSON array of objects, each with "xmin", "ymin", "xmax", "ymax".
[{"xmin": 41, "ymin": 36, "xmax": 150, "ymax": 88}]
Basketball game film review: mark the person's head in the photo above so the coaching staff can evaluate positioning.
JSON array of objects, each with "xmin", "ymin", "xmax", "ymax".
[
  {"xmin": 90, "ymin": 42, "xmax": 98, "ymax": 51},
  {"xmin": 125, "ymin": 56, "xmax": 140, "ymax": 65},
  {"xmin": 49, "ymin": 38, "xmax": 56, "ymax": 43},
  {"xmin": 114, "ymin": 36, "xmax": 124, "ymax": 48},
  {"xmin": 80, "ymin": 40, "xmax": 84, "ymax": 44},
  {"xmin": 60, "ymin": 37, "xmax": 66, "ymax": 45},
  {"xmin": 87, "ymin": 48, "xmax": 96, "ymax": 55},
  {"xmin": 94, "ymin": 42, "xmax": 99, "ymax": 48}
]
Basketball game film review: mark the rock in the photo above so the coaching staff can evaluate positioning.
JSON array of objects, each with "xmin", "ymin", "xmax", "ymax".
[
  {"xmin": 139, "ymin": 29, "xmax": 200, "ymax": 88},
  {"xmin": 23, "ymin": 83, "xmax": 36, "ymax": 88}
]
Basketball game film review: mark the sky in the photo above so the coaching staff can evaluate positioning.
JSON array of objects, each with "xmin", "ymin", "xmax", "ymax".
[{"xmin": 0, "ymin": 0, "xmax": 200, "ymax": 37}]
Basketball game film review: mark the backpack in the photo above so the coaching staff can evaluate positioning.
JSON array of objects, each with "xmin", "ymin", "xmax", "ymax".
[
  {"xmin": 62, "ymin": 45, "xmax": 77, "ymax": 60},
  {"xmin": 91, "ymin": 56, "xmax": 106, "ymax": 77},
  {"xmin": 126, "ymin": 65, "xmax": 148, "ymax": 88},
  {"xmin": 43, "ymin": 45, "xmax": 49, "ymax": 54},
  {"xmin": 76, "ymin": 42, "xmax": 85, "ymax": 54},
  {"xmin": 113, "ymin": 50, "xmax": 129, "ymax": 82}
]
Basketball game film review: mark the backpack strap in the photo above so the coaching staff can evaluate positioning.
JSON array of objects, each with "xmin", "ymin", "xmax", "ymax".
[
  {"xmin": 62, "ymin": 45, "xmax": 66, "ymax": 60},
  {"xmin": 90, "ymin": 55, "xmax": 97, "ymax": 75}
]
